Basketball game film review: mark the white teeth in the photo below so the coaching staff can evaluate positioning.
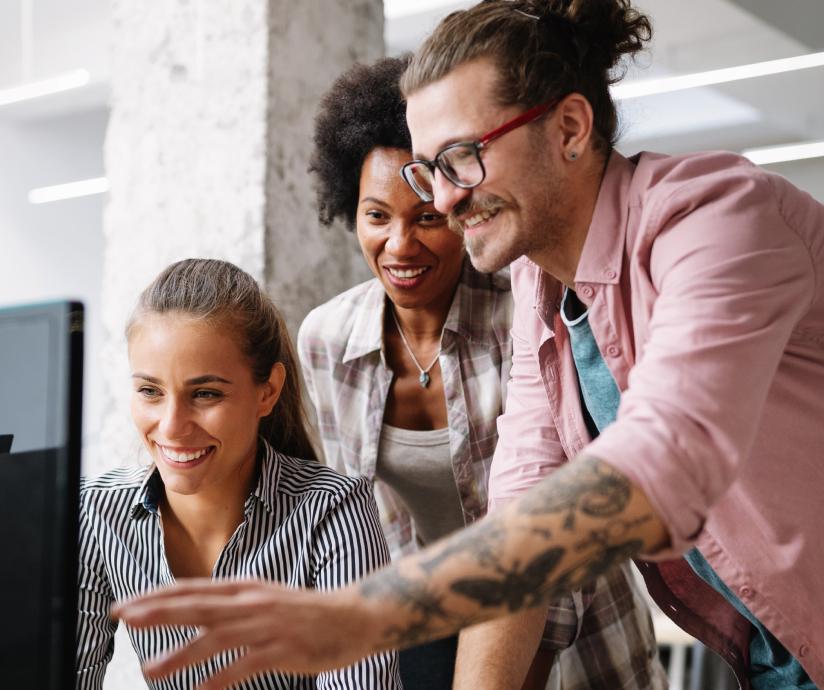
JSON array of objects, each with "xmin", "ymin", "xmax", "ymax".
[
  {"xmin": 387, "ymin": 266, "xmax": 428, "ymax": 279},
  {"xmin": 160, "ymin": 446, "xmax": 211, "ymax": 463},
  {"xmin": 466, "ymin": 208, "xmax": 499, "ymax": 228}
]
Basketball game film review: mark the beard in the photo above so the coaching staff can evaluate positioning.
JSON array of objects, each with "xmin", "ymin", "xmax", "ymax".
[{"xmin": 447, "ymin": 158, "xmax": 568, "ymax": 273}]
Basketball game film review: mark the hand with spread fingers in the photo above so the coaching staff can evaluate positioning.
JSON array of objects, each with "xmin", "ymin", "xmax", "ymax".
[{"xmin": 112, "ymin": 579, "xmax": 380, "ymax": 689}]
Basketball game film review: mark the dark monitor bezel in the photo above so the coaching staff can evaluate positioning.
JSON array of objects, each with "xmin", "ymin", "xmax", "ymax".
[{"xmin": 0, "ymin": 300, "xmax": 83, "ymax": 689}]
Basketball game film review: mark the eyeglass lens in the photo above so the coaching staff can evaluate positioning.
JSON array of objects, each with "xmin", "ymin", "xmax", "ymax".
[
  {"xmin": 404, "ymin": 163, "xmax": 436, "ymax": 202},
  {"xmin": 438, "ymin": 145, "xmax": 484, "ymax": 187},
  {"xmin": 404, "ymin": 145, "xmax": 484, "ymax": 202}
]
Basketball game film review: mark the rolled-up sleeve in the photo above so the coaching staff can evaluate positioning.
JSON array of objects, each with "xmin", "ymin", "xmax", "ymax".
[{"xmin": 590, "ymin": 170, "xmax": 815, "ymax": 557}]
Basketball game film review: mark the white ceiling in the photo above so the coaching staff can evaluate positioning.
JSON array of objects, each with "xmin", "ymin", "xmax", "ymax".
[
  {"xmin": 1, "ymin": 0, "xmax": 823, "ymax": 158},
  {"xmin": 384, "ymin": 0, "xmax": 824, "ymax": 156}
]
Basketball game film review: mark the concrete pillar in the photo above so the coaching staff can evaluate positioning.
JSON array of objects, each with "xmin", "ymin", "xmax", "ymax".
[
  {"xmin": 263, "ymin": 3, "xmax": 381, "ymax": 332},
  {"xmin": 98, "ymin": 2, "xmax": 382, "ymax": 687}
]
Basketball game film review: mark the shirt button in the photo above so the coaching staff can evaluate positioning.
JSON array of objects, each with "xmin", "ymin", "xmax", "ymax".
[
  {"xmin": 799, "ymin": 644, "xmax": 810, "ymax": 658},
  {"xmin": 606, "ymin": 345, "xmax": 621, "ymax": 357},
  {"xmin": 604, "ymin": 268, "xmax": 617, "ymax": 280},
  {"xmin": 739, "ymin": 585, "xmax": 753, "ymax": 599},
  {"xmin": 580, "ymin": 285, "xmax": 594, "ymax": 298}
]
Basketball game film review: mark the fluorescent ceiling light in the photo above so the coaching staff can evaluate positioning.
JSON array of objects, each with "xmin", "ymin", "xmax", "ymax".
[
  {"xmin": 28, "ymin": 177, "xmax": 109, "ymax": 204},
  {"xmin": 742, "ymin": 141, "xmax": 824, "ymax": 166},
  {"xmin": 618, "ymin": 88, "xmax": 760, "ymax": 142},
  {"xmin": 613, "ymin": 51, "xmax": 824, "ymax": 100},
  {"xmin": 0, "ymin": 69, "xmax": 91, "ymax": 107}
]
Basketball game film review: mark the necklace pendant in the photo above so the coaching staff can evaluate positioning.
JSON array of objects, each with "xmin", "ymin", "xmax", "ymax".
[{"xmin": 419, "ymin": 371, "xmax": 431, "ymax": 388}]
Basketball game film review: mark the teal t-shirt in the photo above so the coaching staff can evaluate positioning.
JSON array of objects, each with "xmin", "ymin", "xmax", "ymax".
[{"xmin": 560, "ymin": 288, "xmax": 815, "ymax": 690}]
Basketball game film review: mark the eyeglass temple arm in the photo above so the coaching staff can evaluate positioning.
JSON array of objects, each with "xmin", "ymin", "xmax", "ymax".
[{"xmin": 477, "ymin": 101, "xmax": 553, "ymax": 148}]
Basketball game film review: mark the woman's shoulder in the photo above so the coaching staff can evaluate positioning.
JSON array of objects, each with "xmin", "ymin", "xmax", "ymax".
[
  {"xmin": 299, "ymin": 278, "xmax": 382, "ymax": 338},
  {"xmin": 81, "ymin": 466, "xmax": 150, "ymax": 493},
  {"xmin": 297, "ymin": 278, "xmax": 385, "ymax": 369},
  {"xmin": 268, "ymin": 451, "xmax": 371, "ymax": 506},
  {"xmin": 79, "ymin": 466, "xmax": 152, "ymax": 518}
]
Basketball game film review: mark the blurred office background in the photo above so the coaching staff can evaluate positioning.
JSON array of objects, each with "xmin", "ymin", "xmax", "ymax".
[{"xmin": 1, "ymin": 1, "xmax": 822, "ymax": 687}]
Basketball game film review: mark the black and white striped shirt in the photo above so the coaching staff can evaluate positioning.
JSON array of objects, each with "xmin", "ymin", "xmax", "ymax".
[{"xmin": 77, "ymin": 441, "xmax": 401, "ymax": 690}]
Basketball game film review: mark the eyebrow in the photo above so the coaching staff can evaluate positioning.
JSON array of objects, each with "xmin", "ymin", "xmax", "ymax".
[
  {"xmin": 412, "ymin": 134, "xmax": 476, "ymax": 161},
  {"xmin": 359, "ymin": 196, "xmax": 390, "ymax": 207},
  {"xmin": 132, "ymin": 374, "xmax": 233, "ymax": 386},
  {"xmin": 359, "ymin": 196, "xmax": 434, "ymax": 211}
]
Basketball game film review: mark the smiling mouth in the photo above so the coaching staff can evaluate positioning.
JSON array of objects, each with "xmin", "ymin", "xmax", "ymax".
[
  {"xmin": 157, "ymin": 444, "xmax": 214, "ymax": 464},
  {"xmin": 463, "ymin": 207, "xmax": 501, "ymax": 229},
  {"xmin": 385, "ymin": 266, "xmax": 430, "ymax": 279}
]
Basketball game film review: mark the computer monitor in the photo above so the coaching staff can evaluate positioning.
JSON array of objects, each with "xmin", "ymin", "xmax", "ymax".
[{"xmin": 0, "ymin": 301, "xmax": 83, "ymax": 689}]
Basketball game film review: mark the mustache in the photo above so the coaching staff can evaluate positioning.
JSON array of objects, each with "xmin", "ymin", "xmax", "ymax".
[{"xmin": 447, "ymin": 195, "xmax": 505, "ymax": 235}]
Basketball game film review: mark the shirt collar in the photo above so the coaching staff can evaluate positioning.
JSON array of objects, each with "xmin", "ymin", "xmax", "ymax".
[
  {"xmin": 342, "ymin": 256, "xmax": 494, "ymax": 365},
  {"xmin": 342, "ymin": 279, "xmax": 386, "ymax": 364},
  {"xmin": 130, "ymin": 465, "xmax": 163, "ymax": 518},
  {"xmin": 251, "ymin": 439, "xmax": 280, "ymax": 515},
  {"xmin": 533, "ymin": 150, "xmax": 636, "ymax": 327},
  {"xmin": 573, "ymin": 150, "xmax": 636, "ymax": 286}
]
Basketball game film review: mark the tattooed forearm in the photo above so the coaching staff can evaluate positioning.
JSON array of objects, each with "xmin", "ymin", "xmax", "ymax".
[
  {"xmin": 357, "ymin": 455, "xmax": 666, "ymax": 651},
  {"xmin": 418, "ymin": 519, "xmax": 509, "ymax": 574},
  {"xmin": 573, "ymin": 515, "xmax": 654, "ymax": 554},
  {"xmin": 450, "ymin": 547, "xmax": 565, "ymax": 611},
  {"xmin": 517, "ymin": 455, "xmax": 631, "ymax": 529},
  {"xmin": 360, "ymin": 571, "xmax": 448, "ymax": 620},
  {"xmin": 555, "ymin": 539, "xmax": 643, "ymax": 592},
  {"xmin": 360, "ymin": 565, "xmax": 479, "ymax": 648}
]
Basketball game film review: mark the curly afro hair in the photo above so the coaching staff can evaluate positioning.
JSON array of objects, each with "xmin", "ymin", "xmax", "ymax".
[{"xmin": 309, "ymin": 54, "xmax": 412, "ymax": 231}]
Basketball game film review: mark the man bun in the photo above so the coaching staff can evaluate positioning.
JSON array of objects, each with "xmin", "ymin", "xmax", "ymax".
[{"xmin": 536, "ymin": 0, "xmax": 651, "ymax": 79}]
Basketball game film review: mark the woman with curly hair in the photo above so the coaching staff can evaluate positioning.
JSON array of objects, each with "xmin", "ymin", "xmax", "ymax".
[
  {"xmin": 302, "ymin": 54, "xmax": 510, "ymax": 689},
  {"xmin": 299, "ymin": 56, "xmax": 663, "ymax": 690}
]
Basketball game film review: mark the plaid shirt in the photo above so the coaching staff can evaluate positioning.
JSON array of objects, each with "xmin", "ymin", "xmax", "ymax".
[
  {"xmin": 298, "ymin": 259, "xmax": 512, "ymax": 558},
  {"xmin": 298, "ymin": 258, "xmax": 665, "ymax": 689}
]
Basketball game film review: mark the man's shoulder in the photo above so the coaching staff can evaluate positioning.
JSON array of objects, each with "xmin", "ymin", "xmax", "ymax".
[{"xmin": 631, "ymin": 149, "xmax": 768, "ymax": 206}]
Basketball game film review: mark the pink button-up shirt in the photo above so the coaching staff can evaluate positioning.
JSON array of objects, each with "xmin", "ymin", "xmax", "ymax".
[{"xmin": 489, "ymin": 150, "xmax": 824, "ymax": 687}]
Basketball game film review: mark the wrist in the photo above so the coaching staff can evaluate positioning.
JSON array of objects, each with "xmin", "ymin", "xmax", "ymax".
[{"xmin": 331, "ymin": 582, "xmax": 391, "ymax": 657}]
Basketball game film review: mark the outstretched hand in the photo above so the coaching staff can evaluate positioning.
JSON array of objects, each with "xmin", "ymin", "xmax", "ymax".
[{"xmin": 111, "ymin": 579, "xmax": 378, "ymax": 690}]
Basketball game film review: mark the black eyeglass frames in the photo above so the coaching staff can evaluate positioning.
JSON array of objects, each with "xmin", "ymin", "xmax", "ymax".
[{"xmin": 400, "ymin": 100, "xmax": 557, "ymax": 203}]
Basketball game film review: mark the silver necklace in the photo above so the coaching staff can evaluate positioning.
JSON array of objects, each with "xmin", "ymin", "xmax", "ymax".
[{"xmin": 390, "ymin": 308, "xmax": 441, "ymax": 388}]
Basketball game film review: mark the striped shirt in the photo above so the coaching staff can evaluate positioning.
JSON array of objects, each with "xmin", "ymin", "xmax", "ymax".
[
  {"xmin": 298, "ymin": 259, "xmax": 665, "ymax": 689},
  {"xmin": 76, "ymin": 441, "xmax": 401, "ymax": 690}
]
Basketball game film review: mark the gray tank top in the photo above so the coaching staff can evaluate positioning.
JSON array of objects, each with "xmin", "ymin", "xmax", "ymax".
[{"xmin": 376, "ymin": 424, "xmax": 465, "ymax": 546}]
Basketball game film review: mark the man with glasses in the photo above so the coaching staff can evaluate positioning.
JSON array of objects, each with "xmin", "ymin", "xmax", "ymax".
[
  {"xmin": 114, "ymin": 3, "xmax": 823, "ymax": 689},
  {"xmin": 401, "ymin": 97, "xmax": 668, "ymax": 690}
]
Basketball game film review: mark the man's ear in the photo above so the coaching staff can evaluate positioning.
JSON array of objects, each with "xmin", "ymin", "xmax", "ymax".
[
  {"xmin": 554, "ymin": 92, "xmax": 595, "ymax": 162},
  {"xmin": 259, "ymin": 362, "xmax": 286, "ymax": 418}
]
